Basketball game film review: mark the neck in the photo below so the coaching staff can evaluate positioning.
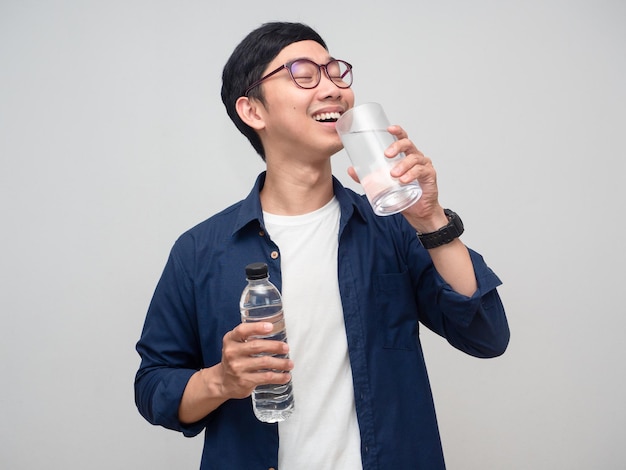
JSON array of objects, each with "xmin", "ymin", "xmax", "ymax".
[{"xmin": 260, "ymin": 160, "xmax": 334, "ymax": 215}]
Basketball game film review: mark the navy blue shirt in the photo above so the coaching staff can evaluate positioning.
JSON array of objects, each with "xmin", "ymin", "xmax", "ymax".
[{"xmin": 135, "ymin": 173, "xmax": 509, "ymax": 469}]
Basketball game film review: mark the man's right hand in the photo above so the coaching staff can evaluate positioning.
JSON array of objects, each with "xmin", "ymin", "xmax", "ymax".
[
  {"xmin": 178, "ymin": 322, "xmax": 293, "ymax": 424},
  {"xmin": 219, "ymin": 321, "xmax": 294, "ymax": 398}
]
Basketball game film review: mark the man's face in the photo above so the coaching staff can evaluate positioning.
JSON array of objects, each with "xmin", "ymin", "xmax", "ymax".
[{"xmin": 254, "ymin": 40, "xmax": 355, "ymax": 163}]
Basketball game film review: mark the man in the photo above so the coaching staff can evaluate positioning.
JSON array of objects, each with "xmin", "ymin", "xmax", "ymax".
[{"xmin": 135, "ymin": 22, "xmax": 510, "ymax": 469}]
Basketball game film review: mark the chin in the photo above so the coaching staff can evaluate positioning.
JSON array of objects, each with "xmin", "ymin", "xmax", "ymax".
[
  {"xmin": 328, "ymin": 136, "xmax": 344, "ymax": 154},
  {"xmin": 331, "ymin": 145, "xmax": 344, "ymax": 156}
]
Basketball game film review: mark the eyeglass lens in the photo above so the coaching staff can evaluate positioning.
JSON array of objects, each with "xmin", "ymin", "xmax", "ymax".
[{"xmin": 290, "ymin": 60, "xmax": 352, "ymax": 89}]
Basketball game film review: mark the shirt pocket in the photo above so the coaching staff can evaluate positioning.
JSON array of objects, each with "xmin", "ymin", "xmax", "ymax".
[{"xmin": 374, "ymin": 269, "xmax": 419, "ymax": 350}]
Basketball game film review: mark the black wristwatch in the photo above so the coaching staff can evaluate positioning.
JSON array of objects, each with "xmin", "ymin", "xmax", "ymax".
[{"xmin": 417, "ymin": 209, "xmax": 464, "ymax": 249}]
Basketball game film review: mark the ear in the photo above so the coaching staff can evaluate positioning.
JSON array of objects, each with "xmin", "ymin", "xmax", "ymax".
[{"xmin": 235, "ymin": 96, "xmax": 266, "ymax": 131}]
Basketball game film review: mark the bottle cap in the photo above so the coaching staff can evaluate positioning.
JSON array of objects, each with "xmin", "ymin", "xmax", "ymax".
[{"xmin": 245, "ymin": 262, "xmax": 269, "ymax": 280}]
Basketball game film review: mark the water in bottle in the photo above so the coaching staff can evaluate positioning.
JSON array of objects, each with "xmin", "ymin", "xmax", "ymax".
[{"xmin": 240, "ymin": 262, "xmax": 294, "ymax": 423}]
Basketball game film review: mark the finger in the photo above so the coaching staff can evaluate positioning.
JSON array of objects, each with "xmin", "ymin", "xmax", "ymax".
[
  {"xmin": 385, "ymin": 141, "xmax": 421, "ymax": 160},
  {"xmin": 244, "ymin": 338, "xmax": 290, "ymax": 357},
  {"xmin": 391, "ymin": 153, "xmax": 433, "ymax": 181},
  {"xmin": 387, "ymin": 124, "xmax": 407, "ymax": 139},
  {"xmin": 223, "ymin": 332, "xmax": 290, "ymax": 367},
  {"xmin": 385, "ymin": 134, "xmax": 420, "ymax": 160},
  {"xmin": 220, "ymin": 359, "xmax": 293, "ymax": 399},
  {"xmin": 248, "ymin": 354, "xmax": 294, "ymax": 374},
  {"xmin": 222, "ymin": 341, "xmax": 292, "ymax": 376},
  {"xmin": 225, "ymin": 350, "xmax": 293, "ymax": 387},
  {"xmin": 347, "ymin": 166, "xmax": 360, "ymax": 183},
  {"xmin": 227, "ymin": 322, "xmax": 273, "ymax": 343},
  {"xmin": 252, "ymin": 369, "xmax": 293, "ymax": 386}
]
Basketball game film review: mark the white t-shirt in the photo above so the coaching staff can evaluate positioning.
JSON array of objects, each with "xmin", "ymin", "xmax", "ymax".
[{"xmin": 263, "ymin": 197, "xmax": 362, "ymax": 470}]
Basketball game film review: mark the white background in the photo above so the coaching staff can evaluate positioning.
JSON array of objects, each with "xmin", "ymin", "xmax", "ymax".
[{"xmin": 1, "ymin": 1, "xmax": 624, "ymax": 468}]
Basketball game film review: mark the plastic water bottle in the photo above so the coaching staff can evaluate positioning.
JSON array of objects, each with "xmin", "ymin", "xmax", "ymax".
[{"xmin": 239, "ymin": 262, "xmax": 294, "ymax": 423}]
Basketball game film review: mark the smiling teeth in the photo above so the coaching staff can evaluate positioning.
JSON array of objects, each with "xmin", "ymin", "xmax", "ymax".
[{"xmin": 314, "ymin": 112, "xmax": 341, "ymax": 121}]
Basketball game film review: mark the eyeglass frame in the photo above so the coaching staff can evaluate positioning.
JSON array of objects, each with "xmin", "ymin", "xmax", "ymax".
[{"xmin": 244, "ymin": 58, "xmax": 353, "ymax": 97}]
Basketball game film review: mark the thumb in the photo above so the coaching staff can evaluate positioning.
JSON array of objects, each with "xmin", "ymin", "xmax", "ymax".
[{"xmin": 347, "ymin": 166, "xmax": 360, "ymax": 184}]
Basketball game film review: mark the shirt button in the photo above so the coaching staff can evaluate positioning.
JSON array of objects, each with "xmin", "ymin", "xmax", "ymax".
[
  {"xmin": 259, "ymin": 230, "xmax": 265, "ymax": 237},
  {"xmin": 270, "ymin": 251, "xmax": 279, "ymax": 259}
]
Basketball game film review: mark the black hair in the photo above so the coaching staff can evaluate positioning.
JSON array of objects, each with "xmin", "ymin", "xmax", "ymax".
[{"xmin": 221, "ymin": 22, "xmax": 327, "ymax": 160}]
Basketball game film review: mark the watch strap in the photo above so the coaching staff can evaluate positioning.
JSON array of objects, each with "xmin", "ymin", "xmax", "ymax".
[{"xmin": 417, "ymin": 209, "xmax": 464, "ymax": 249}]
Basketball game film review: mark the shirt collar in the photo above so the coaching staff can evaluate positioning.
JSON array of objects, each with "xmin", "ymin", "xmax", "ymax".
[{"xmin": 231, "ymin": 172, "xmax": 368, "ymax": 236}]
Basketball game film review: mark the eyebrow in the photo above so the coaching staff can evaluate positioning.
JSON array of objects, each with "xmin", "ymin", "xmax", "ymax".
[{"xmin": 284, "ymin": 55, "xmax": 336, "ymax": 64}]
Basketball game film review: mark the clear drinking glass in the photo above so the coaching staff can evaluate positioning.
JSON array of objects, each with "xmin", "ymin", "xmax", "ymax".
[{"xmin": 336, "ymin": 102, "xmax": 422, "ymax": 216}]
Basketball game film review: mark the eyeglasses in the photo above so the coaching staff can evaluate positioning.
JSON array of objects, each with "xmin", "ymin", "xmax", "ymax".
[{"xmin": 244, "ymin": 58, "xmax": 353, "ymax": 96}]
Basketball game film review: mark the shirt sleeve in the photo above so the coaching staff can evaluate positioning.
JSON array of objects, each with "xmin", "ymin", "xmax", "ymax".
[
  {"xmin": 134, "ymin": 238, "xmax": 209, "ymax": 437},
  {"xmin": 418, "ymin": 248, "xmax": 510, "ymax": 358}
]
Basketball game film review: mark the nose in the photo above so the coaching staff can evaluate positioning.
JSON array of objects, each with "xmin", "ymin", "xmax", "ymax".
[{"xmin": 317, "ymin": 67, "xmax": 342, "ymax": 99}]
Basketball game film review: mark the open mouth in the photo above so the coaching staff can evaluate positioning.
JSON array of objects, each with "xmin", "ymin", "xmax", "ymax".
[{"xmin": 313, "ymin": 112, "xmax": 341, "ymax": 123}]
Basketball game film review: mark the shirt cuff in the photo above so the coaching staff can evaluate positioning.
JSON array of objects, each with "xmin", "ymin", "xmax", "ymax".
[
  {"xmin": 153, "ymin": 368, "xmax": 208, "ymax": 437},
  {"xmin": 436, "ymin": 248, "xmax": 503, "ymax": 328}
]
